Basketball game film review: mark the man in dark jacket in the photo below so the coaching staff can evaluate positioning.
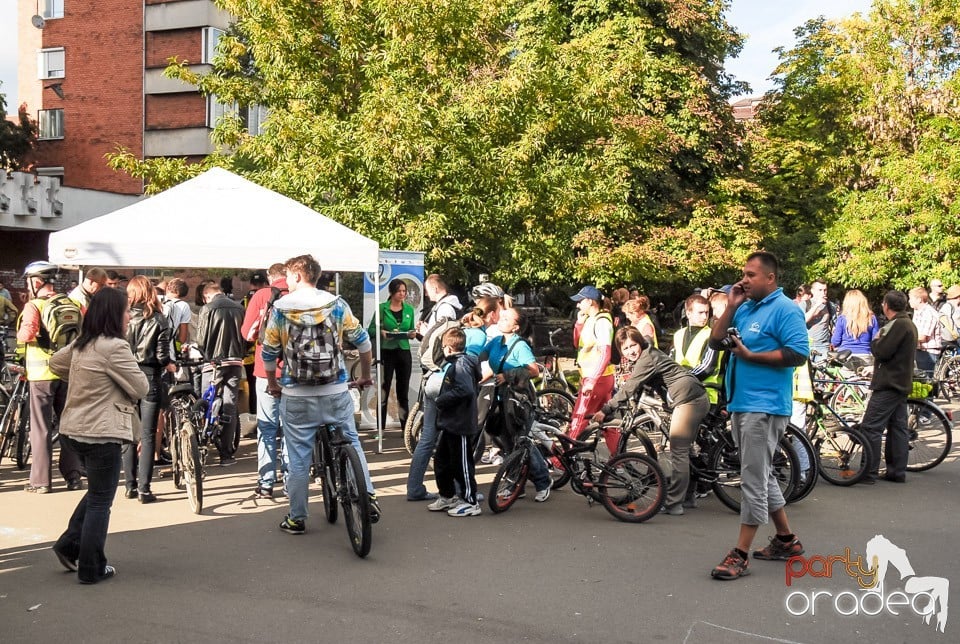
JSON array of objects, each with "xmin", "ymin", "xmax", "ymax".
[
  {"xmin": 430, "ymin": 328, "xmax": 483, "ymax": 517},
  {"xmin": 861, "ymin": 290, "xmax": 918, "ymax": 483},
  {"xmin": 197, "ymin": 282, "xmax": 246, "ymax": 465}
]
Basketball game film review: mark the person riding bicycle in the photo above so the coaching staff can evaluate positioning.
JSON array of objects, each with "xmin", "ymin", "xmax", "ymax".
[
  {"xmin": 592, "ymin": 326, "xmax": 709, "ymax": 516},
  {"xmin": 262, "ymin": 254, "xmax": 380, "ymax": 534}
]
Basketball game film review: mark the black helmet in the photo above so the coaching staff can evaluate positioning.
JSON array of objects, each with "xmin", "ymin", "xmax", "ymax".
[{"xmin": 23, "ymin": 261, "xmax": 59, "ymax": 281}]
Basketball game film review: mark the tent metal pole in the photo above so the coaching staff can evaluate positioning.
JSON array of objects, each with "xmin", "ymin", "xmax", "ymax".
[{"xmin": 375, "ymin": 298, "xmax": 383, "ymax": 453}]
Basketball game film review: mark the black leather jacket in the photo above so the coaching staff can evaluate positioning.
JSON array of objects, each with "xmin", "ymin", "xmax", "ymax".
[
  {"xmin": 197, "ymin": 294, "xmax": 246, "ymax": 360},
  {"xmin": 126, "ymin": 306, "xmax": 172, "ymax": 368}
]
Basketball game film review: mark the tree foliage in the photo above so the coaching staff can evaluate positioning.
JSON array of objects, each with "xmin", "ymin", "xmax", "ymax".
[
  {"xmin": 109, "ymin": 0, "xmax": 750, "ymax": 289},
  {"xmin": 748, "ymin": 0, "xmax": 960, "ymax": 289},
  {"xmin": 0, "ymin": 84, "xmax": 38, "ymax": 171}
]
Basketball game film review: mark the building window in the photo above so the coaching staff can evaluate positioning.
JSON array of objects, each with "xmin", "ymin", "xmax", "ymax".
[
  {"xmin": 202, "ymin": 27, "xmax": 224, "ymax": 64},
  {"xmin": 41, "ymin": 0, "xmax": 65, "ymax": 19},
  {"xmin": 206, "ymin": 95, "xmax": 238, "ymax": 127},
  {"xmin": 38, "ymin": 48, "xmax": 66, "ymax": 79},
  {"xmin": 243, "ymin": 104, "xmax": 269, "ymax": 135},
  {"xmin": 38, "ymin": 109, "xmax": 65, "ymax": 139},
  {"xmin": 37, "ymin": 167, "xmax": 65, "ymax": 185}
]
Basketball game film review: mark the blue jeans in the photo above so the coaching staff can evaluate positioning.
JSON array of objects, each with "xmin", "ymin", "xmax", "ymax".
[
  {"xmin": 56, "ymin": 437, "xmax": 121, "ymax": 583},
  {"xmin": 528, "ymin": 445, "xmax": 551, "ymax": 492},
  {"xmin": 280, "ymin": 390, "xmax": 373, "ymax": 521},
  {"xmin": 406, "ymin": 396, "xmax": 440, "ymax": 498},
  {"xmin": 255, "ymin": 378, "xmax": 285, "ymax": 489}
]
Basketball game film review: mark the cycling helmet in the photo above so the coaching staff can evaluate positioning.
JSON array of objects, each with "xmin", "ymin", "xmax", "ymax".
[
  {"xmin": 23, "ymin": 261, "xmax": 59, "ymax": 281},
  {"xmin": 471, "ymin": 282, "xmax": 505, "ymax": 299}
]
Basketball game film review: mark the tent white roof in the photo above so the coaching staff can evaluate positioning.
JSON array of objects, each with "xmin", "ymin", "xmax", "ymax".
[{"xmin": 47, "ymin": 167, "xmax": 379, "ymax": 273}]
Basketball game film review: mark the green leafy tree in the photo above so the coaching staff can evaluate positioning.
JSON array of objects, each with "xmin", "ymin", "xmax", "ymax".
[
  {"xmin": 110, "ymin": 1, "xmax": 749, "ymax": 288},
  {"xmin": 0, "ymin": 83, "xmax": 38, "ymax": 171},
  {"xmin": 749, "ymin": 0, "xmax": 960, "ymax": 289}
]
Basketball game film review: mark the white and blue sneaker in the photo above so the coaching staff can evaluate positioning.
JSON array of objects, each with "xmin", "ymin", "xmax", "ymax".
[{"xmin": 447, "ymin": 502, "xmax": 482, "ymax": 517}]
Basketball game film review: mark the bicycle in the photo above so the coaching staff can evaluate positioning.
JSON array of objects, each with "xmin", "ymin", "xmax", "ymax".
[
  {"xmin": 309, "ymin": 388, "xmax": 374, "ymax": 558},
  {"xmin": 627, "ymin": 389, "xmax": 803, "ymax": 511},
  {"xmin": 534, "ymin": 328, "xmax": 578, "ymax": 397},
  {"xmin": 806, "ymin": 364, "xmax": 875, "ymax": 485},
  {"xmin": 164, "ymin": 360, "xmax": 204, "ymax": 514},
  {"xmin": 933, "ymin": 341, "xmax": 960, "ymax": 401},
  {"xmin": 0, "ymin": 360, "xmax": 31, "ymax": 469},
  {"xmin": 488, "ymin": 400, "xmax": 665, "ymax": 523}
]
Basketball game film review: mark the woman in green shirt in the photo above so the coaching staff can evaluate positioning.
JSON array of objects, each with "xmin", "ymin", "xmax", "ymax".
[{"xmin": 371, "ymin": 279, "xmax": 417, "ymax": 427}]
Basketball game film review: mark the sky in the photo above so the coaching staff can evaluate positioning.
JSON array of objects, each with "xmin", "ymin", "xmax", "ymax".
[{"xmin": 1, "ymin": 0, "xmax": 874, "ymax": 113}]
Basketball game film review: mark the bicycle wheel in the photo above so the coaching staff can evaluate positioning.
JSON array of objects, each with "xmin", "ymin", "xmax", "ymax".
[
  {"xmin": 339, "ymin": 446, "xmax": 372, "ymax": 558},
  {"xmin": 403, "ymin": 402, "xmax": 422, "ymax": 455},
  {"xmin": 708, "ymin": 436, "xmax": 799, "ymax": 513},
  {"xmin": 903, "ymin": 400, "xmax": 953, "ymax": 472},
  {"xmin": 612, "ymin": 419, "xmax": 659, "ymax": 459},
  {"xmin": 171, "ymin": 413, "xmax": 183, "ymax": 490},
  {"xmin": 934, "ymin": 355, "xmax": 960, "ymax": 401},
  {"xmin": 15, "ymin": 400, "xmax": 30, "ymax": 470},
  {"xmin": 815, "ymin": 427, "xmax": 870, "ymax": 485},
  {"xmin": 316, "ymin": 435, "xmax": 337, "ymax": 524},
  {"xmin": 598, "ymin": 452, "xmax": 665, "ymax": 523},
  {"xmin": 784, "ymin": 424, "xmax": 818, "ymax": 503},
  {"xmin": 180, "ymin": 421, "xmax": 203, "ymax": 514},
  {"xmin": 830, "ymin": 382, "xmax": 869, "ymax": 419},
  {"xmin": 488, "ymin": 449, "xmax": 529, "ymax": 513},
  {"xmin": 535, "ymin": 390, "xmax": 575, "ymax": 421}
]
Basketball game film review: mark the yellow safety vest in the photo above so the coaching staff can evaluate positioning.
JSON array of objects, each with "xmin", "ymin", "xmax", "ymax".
[
  {"xmin": 578, "ymin": 311, "xmax": 616, "ymax": 378},
  {"xmin": 673, "ymin": 325, "xmax": 723, "ymax": 403},
  {"xmin": 793, "ymin": 362, "xmax": 814, "ymax": 403},
  {"xmin": 23, "ymin": 298, "xmax": 59, "ymax": 382}
]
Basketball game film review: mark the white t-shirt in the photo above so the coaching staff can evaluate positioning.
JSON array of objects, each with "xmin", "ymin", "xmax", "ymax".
[{"xmin": 163, "ymin": 298, "xmax": 192, "ymax": 355}]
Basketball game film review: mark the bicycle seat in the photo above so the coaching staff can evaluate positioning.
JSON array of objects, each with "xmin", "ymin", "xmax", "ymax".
[
  {"xmin": 168, "ymin": 383, "xmax": 196, "ymax": 397},
  {"xmin": 540, "ymin": 347, "xmax": 559, "ymax": 357}
]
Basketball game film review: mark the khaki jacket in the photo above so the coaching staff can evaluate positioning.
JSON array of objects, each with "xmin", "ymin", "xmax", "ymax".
[{"xmin": 49, "ymin": 337, "xmax": 149, "ymax": 443}]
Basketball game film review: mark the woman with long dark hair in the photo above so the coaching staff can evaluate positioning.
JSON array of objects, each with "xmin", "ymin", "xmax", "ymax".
[
  {"xmin": 49, "ymin": 288, "xmax": 149, "ymax": 583},
  {"xmin": 370, "ymin": 278, "xmax": 416, "ymax": 427},
  {"xmin": 122, "ymin": 276, "xmax": 174, "ymax": 503}
]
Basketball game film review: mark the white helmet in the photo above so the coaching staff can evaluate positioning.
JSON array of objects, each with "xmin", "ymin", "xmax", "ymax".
[
  {"xmin": 471, "ymin": 282, "xmax": 505, "ymax": 299},
  {"xmin": 23, "ymin": 260, "xmax": 59, "ymax": 281}
]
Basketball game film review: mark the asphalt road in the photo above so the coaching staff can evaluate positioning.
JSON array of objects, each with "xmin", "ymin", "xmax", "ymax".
[{"xmin": 1, "ymin": 419, "xmax": 956, "ymax": 644}]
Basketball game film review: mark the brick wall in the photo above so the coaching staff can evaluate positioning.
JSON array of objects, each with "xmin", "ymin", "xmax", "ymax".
[
  {"xmin": 146, "ymin": 93, "xmax": 207, "ymax": 130},
  {"xmin": 146, "ymin": 29, "xmax": 202, "ymax": 68},
  {"xmin": 28, "ymin": 0, "xmax": 144, "ymax": 195}
]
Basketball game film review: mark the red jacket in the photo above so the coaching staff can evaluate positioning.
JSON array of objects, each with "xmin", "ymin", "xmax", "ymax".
[{"xmin": 240, "ymin": 278, "xmax": 288, "ymax": 379}]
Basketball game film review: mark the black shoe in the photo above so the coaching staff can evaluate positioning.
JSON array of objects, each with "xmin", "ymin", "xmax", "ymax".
[
  {"xmin": 124, "ymin": 489, "xmax": 139, "ymax": 499},
  {"xmin": 369, "ymin": 494, "xmax": 382, "ymax": 524},
  {"xmin": 138, "ymin": 491, "xmax": 157, "ymax": 504},
  {"xmin": 883, "ymin": 474, "xmax": 906, "ymax": 483},
  {"xmin": 155, "ymin": 453, "xmax": 172, "ymax": 466},
  {"xmin": 219, "ymin": 457, "xmax": 237, "ymax": 467},
  {"xmin": 79, "ymin": 565, "xmax": 116, "ymax": 584},
  {"xmin": 66, "ymin": 478, "xmax": 84, "ymax": 491},
  {"xmin": 53, "ymin": 546, "xmax": 78, "ymax": 572},
  {"xmin": 254, "ymin": 485, "xmax": 273, "ymax": 499}
]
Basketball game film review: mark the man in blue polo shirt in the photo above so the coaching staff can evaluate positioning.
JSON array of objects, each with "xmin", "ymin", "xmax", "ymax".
[{"xmin": 708, "ymin": 251, "xmax": 809, "ymax": 581}]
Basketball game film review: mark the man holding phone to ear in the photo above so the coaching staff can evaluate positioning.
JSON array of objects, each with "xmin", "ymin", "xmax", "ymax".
[{"xmin": 707, "ymin": 251, "xmax": 809, "ymax": 581}]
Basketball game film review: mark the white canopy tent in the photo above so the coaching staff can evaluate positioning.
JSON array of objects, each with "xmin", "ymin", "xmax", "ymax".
[
  {"xmin": 47, "ymin": 167, "xmax": 386, "ymax": 449},
  {"xmin": 48, "ymin": 167, "xmax": 378, "ymax": 272}
]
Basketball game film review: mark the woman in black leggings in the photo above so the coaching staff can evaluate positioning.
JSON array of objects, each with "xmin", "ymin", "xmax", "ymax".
[{"xmin": 371, "ymin": 279, "xmax": 416, "ymax": 427}]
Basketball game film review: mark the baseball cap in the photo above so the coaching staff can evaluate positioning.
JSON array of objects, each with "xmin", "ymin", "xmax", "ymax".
[
  {"xmin": 720, "ymin": 284, "xmax": 733, "ymax": 294},
  {"xmin": 570, "ymin": 285, "xmax": 603, "ymax": 302}
]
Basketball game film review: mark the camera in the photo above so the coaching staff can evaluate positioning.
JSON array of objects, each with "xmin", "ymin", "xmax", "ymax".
[{"xmin": 719, "ymin": 327, "xmax": 741, "ymax": 350}]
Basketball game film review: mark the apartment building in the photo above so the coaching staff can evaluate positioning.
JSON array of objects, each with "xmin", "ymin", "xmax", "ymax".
[{"xmin": 2, "ymin": 0, "xmax": 235, "ymax": 274}]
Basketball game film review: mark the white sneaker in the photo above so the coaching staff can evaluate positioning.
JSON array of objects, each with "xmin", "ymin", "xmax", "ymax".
[
  {"xmin": 534, "ymin": 487, "xmax": 551, "ymax": 503},
  {"xmin": 427, "ymin": 496, "xmax": 460, "ymax": 512},
  {"xmin": 447, "ymin": 502, "xmax": 482, "ymax": 517},
  {"xmin": 491, "ymin": 454, "xmax": 503, "ymax": 466}
]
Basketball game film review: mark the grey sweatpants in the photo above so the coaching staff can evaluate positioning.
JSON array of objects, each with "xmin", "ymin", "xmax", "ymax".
[{"xmin": 730, "ymin": 412, "xmax": 788, "ymax": 526}]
